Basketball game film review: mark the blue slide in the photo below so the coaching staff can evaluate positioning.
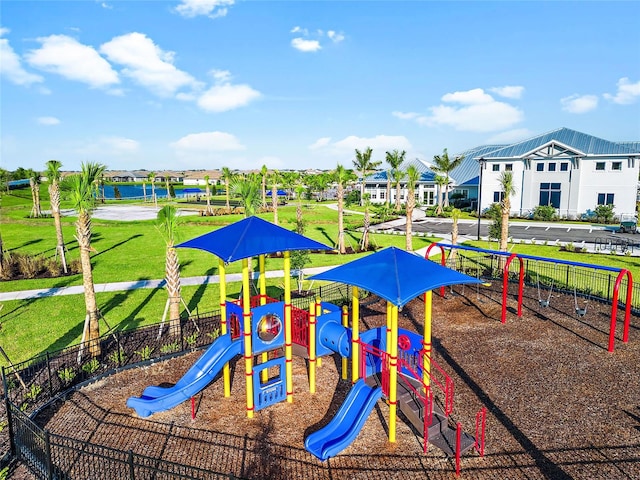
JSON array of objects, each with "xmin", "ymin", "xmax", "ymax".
[
  {"xmin": 126, "ymin": 334, "xmax": 242, "ymax": 418},
  {"xmin": 305, "ymin": 379, "xmax": 383, "ymax": 461}
]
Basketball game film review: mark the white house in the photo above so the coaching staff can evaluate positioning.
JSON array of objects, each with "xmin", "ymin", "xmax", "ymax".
[{"xmin": 363, "ymin": 128, "xmax": 640, "ymax": 219}]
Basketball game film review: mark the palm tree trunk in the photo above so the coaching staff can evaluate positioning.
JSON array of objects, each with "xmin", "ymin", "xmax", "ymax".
[
  {"xmin": 500, "ymin": 200, "xmax": 510, "ymax": 252},
  {"xmin": 405, "ymin": 200, "xmax": 414, "ymax": 251},
  {"xmin": 166, "ymin": 246, "xmax": 182, "ymax": 336},
  {"xmin": 225, "ymin": 179, "xmax": 231, "ymax": 212},
  {"xmin": 77, "ymin": 212, "xmax": 101, "ymax": 357},
  {"xmin": 142, "ymin": 181, "xmax": 147, "ymax": 202},
  {"xmin": 360, "ymin": 207, "xmax": 370, "ymax": 252},
  {"xmin": 34, "ymin": 186, "xmax": 42, "ymax": 217},
  {"xmin": 337, "ymin": 184, "xmax": 345, "ymax": 254},
  {"xmin": 444, "ymin": 176, "xmax": 450, "ymax": 207},
  {"xmin": 451, "ymin": 216, "xmax": 459, "ymax": 262},
  {"xmin": 50, "ymin": 183, "xmax": 67, "ymax": 273},
  {"xmin": 386, "ymin": 178, "xmax": 391, "ymax": 206},
  {"xmin": 395, "ymin": 182, "xmax": 401, "ymax": 212},
  {"xmin": 272, "ymin": 184, "xmax": 278, "ymax": 225}
]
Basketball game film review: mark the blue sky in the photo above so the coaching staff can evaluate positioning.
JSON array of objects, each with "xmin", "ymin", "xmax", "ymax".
[{"xmin": 1, "ymin": 0, "xmax": 639, "ymax": 173}]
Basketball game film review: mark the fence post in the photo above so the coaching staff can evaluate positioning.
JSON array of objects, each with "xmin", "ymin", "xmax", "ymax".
[
  {"xmin": 565, "ymin": 265, "xmax": 569, "ymax": 289},
  {"xmin": 607, "ymin": 274, "xmax": 612, "ymax": 301},
  {"xmin": 3, "ymin": 368, "xmax": 16, "ymax": 458},
  {"xmin": 44, "ymin": 429, "xmax": 53, "ymax": 480},
  {"xmin": 116, "ymin": 332, "xmax": 122, "ymax": 368},
  {"xmin": 46, "ymin": 352, "xmax": 54, "ymax": 398},
  {"xmin": 128, "ymin": 449, "xmax": 135, "ymax": 480}
]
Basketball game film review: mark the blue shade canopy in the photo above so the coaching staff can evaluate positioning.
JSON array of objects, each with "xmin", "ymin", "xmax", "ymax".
[
  {"xmin": 176, "ymin": 216, "xmax": 333, "ymax": 263},
  {"xmin": 309, "ymin": 247, "xmax": 483, "ymax": 307}
]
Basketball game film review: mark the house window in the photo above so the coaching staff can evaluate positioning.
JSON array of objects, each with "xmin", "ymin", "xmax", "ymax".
[
  {"xmin": 560, "ymin": 162, "xmax": 569, "ymax": 171},
  {"xmin": 493, "ymin": 191, "xmax": 504, "ymax": 202},
  {"xmin": 380, "ymin": 191, "xmax": 385, "ymax": 200},
  {"xmin": 548, "ymin": 163, "xmax": 556, "ymax": 172},
  {"xmin": 453, "ymin": 189, "xmax": 468, "ymax": 199},
  {"xmin": 415, "ymin": 193, "xmax": 420, "ymax": 200},
  {"xmin": 595, "ymin": 162, "xmax": 605, "ymax": 171},
  {"xmin": 505, "ymin": 164, "xmax": 513, "ymax": 171},
  {"xmin": 536, "ymin": 163, "xmax": 544, "ymax": 172},
  {"xmin": 492, "ymin": 164, "xmax": 500, "ymax": 172},
  {"xmin": 597, "ymin": 193, "xmax": 614, "ymax": 205},
  {"xmin": 426, "ymin": 191, "xmax": 435, "ymax": 205},
  {"xmin": 539, "ymin": 182, "xmax": 561, "ymax": 208},
  {"xmin": 370, "ymin": 192, "xmax": 377, "ymax": 200},
  {"xmin": 612, "ymin": 162, "xmax": 622, "ymax": 171}
]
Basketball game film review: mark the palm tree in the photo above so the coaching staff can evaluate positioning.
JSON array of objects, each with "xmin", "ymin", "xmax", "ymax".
[
  {"xmin": 27, "ymin": 169, "xmax": 42, "ymax": 218},
  {"xmin": 434, "ymin": 174, "xmax": 448, "ymax": 215},
  {"xmin": 221, "ymin": 166, "xmax": 233, "ymax": 213},
  {"xmin": 450, "ymin": 208, "xmax": 462, "ymax": 262},
  {"xmin": 353, "ymin": 147, "xmax": 380, "ymax": 206},
  {"xmin": 431, "ymin": 148, "xmax": 464, "ymax": 208},
  {"xmin": 260, "ymin": 164, "xmax": 268, "ymax": 209},
  {"xmin": 46, "ymin": 160, "xmax": 67, "ymax": 273},
  {"xmin": 404, "ymin": 165, "xmax": 420, "ymax": 251},
  {"xmin": 231, "ymin": 174, "xmax": 261, "ymax": 217},
  {"xmin": 142, "ymin": 179, "xmax": 147, "ymax": 202},
  {"xmin": 204, "ymin": 175, "xmax": 212, "ymax": 215},
  {"xmin": 269, "ymin": 170, "xmax": 281, "ymax": 225},
  {"xmin": 360, "ymin": 193, "xmax": 372, "ymax": 252},
  {"xmin": 334, "ymin": 164, "xmax": 355, "ymax": 254},
  {"xmin": 385, "ymin": 150, "xmax": 405, "ymax": 211},
  {"xmin": 281, "ymin": 171, "xmax": 300, "ymax": 201},
  {"xmin": 65, "ymin": 162, "xmax": 106, "ymax": 357},
  {"xmin": 156, "ymin": 205, "xmax": 182, "ymax": 335},
  {"xmin": 498, "ymin": 171, "xmax": 517, "ymax": 253},
  {"xmin": 165, "ymin": 176, "xmax": 172, "ymax": 200},
  {"xmin": 148, "ymin": 172, "xmax": 157, "ymax": 207}
]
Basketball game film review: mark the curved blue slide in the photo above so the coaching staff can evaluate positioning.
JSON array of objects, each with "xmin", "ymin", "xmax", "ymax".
[
  {"xmin": 305, "ymin": 379, "xmax": 382, "ymax": 461},
  {"xmin": 126, "ymin": 334, "xmax": 242, "ymax": 418}
]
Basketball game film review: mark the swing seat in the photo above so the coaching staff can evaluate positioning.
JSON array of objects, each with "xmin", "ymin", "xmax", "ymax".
[
  {"xmin": 576, "ymin": 307, "xmax": 587, "ymax": 317},
  {"xmin": 539, "ymin": 300, "xmax": 550, "ymax": 308}
]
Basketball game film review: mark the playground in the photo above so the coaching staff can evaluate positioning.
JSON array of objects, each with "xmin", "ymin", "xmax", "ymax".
[{"xmin": 4, "ymin": 217, "xmax": 640, "ymax": 479}]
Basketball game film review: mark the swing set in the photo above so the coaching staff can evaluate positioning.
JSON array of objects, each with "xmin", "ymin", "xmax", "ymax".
[{"xmin": 425, "ymin": 243, "xmax": 633, "ymax": 353}]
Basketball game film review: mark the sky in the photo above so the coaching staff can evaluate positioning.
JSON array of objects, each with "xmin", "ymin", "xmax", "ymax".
[{"xmin": 1, "ymin": 0, "xmax": 639, "ymax": 173}]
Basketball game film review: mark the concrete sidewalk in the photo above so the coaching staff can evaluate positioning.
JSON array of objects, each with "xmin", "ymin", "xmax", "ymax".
[{"xmin": 0, "ymin": 266, "xmax": 337, "ymax": 301}]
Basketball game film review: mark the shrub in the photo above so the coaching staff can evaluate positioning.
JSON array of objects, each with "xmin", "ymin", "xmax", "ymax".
[
  {"xmin": 533, "ymin": 205, "xmax": 557, "ymax": 221},
  {"xmin": 594, "ymin": 204, "xmax": 615, "ymax": 224},
  {"xmin": 57, "ymin": 367, "xmax": 76, "ymax": 384},
  {"xmin": 135, "ymin": 345, "xmax": 154, "ymax": 361},
  {"xmin": 160, "ymin": 341, "xmax": 180, "ymax": 354},
  {"xmin": 81, "ymin": 358, "xmax": 100, "ymax": 374}
]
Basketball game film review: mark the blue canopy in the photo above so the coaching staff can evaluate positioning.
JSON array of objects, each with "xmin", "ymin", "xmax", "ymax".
[
  {"xmin": 177, "ymin": 216, "xmax": 333, "ymax": 263},
  {"xmin": 309, "ymin": 247, "xmax": 483, "ymax": 307}
]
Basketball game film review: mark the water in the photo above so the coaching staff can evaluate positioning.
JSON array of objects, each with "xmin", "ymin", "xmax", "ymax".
[{"xmin": 99, "ymin": 185, "xmax": 168, "ymax": 199}]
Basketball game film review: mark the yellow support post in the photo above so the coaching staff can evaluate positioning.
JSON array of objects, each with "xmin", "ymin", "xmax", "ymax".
[
  {"xmin": 242, "ymin": 258, "xmax": 254, "ymax": 418},
  {"xmin": 259, "ymin": 254, "xmax": 268, "ymax": 383},
  {"xmin": 341, "ymin": 305, "xmax": 348, "ymax": 380},
  {"xmin": 218, "ymin": 259, "xmax": 231, "ymax": 397},
  {"xmin": 315, "ymin": 300, "xmax": 323, "ymax": 368},
  {"xmin": 284, "ymin": 251, "xmax": 293, "ymax": 403},
  {"xmin": 308, "ymin": 301, "xmax": 317, "ymax": 393},
  {"xmin": 423, "ymin": 290, "xmax": 433, "ymax": 389},
  {"xmin": 351, "ymin": 286, "xmax": 359, "ymax": 383},
  {"xmin": 386, "ymin": 301, "xmax": 392, "ymax": 353},
  {"xmin": 388, "ymin": 304, "xmax": 399, "ymax": 443}
]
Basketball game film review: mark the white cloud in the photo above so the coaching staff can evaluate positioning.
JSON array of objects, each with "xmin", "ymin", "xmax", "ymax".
[
  {"xmin": 257, "ymin": 155, "xmax": 286, "ymax": 170},
  {"xmin": 418, "ymin": 88, "xmax": 523, "ymax": 132},
  {"xmin": 26, "ymin": 35, "xmax": 119, "ymax": 88},
  {"xmin": 309, "ymin": 137, "xmax": 332, "ymax": 150},
  {"xmin": 76, "ymin": 136, "xmax": 140, "ymax": 156},
  {"xmin": 0, "ymin": 32, "xmax": 44, "ymax": 86},
  {"xmin": 490, "ymin": 85, "xmax": 524, "ymax": 99},
  {"xmin": 604, "ymin": 77, "xmax": 640, "ymax": 105},
  {"xmin": 100, "ymin": 32, "xmax": 199, "ymax": 97},
  {"xmin": 290, "ymin": 26, "xmax": 308, "ymax": 35},
  {"xmin": 392, "ymin": 111, "xmax": 424, "ymax": 121},
  {"xmin": 486, "ymin": 128, "xmax": 534, "ymax": 144},
  {"xmin": 327, "ymin": 30, "xmax": 345, "ymax": 43},
  {"xmin": 175, "ymin": 0, "xmax": 234, "ymax": 19},
  {"xmin": 37, "ymin": 116, "xmax": 60, "ymax": 126},
  {"xmin": 170, "ymin": 131, "xmax": 245, "ymax": 151},
  {"xmin": 291, "ymin": 38, "xmax": 321, "ymax": 52},
  {"xmin": 197, "ymin": 72, "xmax": 261, "ymax": 112},
  {"xmin": 560, "ymin": 94, "xmax": 598, "ymax": 114},
  {"xmin": 100, "ymin": 2, "xmax": 113, "ymax": 9}
]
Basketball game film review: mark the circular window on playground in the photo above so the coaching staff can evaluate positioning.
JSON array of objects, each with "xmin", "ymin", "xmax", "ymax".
[{"xmin": 257, "ymin": 313, "xmax": 282, "ymax": 343}]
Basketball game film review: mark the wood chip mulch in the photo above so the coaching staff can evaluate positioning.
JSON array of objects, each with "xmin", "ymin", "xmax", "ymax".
[{"xmin": 27, "ymin": 283, "xmax": 640, "ymax": 480}]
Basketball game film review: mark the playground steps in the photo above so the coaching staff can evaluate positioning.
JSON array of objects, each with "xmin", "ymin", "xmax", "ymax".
[{"xmin": 367, "ymin": 373, "xmax": 476, "ymax": 457}]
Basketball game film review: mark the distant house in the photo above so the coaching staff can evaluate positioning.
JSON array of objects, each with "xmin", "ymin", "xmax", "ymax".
[
  {"xmin": 182, "ymin": 170, "xmax": 222, "ymax": 186},
  {"xmin": 364, "ymin": 128, "xmax": 640, "ymax": 219}
]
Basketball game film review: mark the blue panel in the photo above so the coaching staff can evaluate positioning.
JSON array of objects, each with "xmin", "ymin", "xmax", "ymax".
[
  {"xmin": 251, "ymin": 302, "xmax": 286, "ymax": 354},
  {"xmin": 253, "ymin": 356, "xmax": 286, "ymax": 411}
]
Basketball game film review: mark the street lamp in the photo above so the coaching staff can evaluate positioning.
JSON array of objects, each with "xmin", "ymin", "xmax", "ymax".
[{"xmin": 476, "ymin": 158, "xmax": 485, "ymax": 241}]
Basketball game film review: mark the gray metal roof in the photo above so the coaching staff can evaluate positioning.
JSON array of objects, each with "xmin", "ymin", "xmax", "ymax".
[
  {"xmin": 366, "ymin": 158, "xmax": 435, "ymax": 183},
  {"xmin": 446, "ymin": 144, "xmax": 506, "ymax": 185},
  {"xmin": 481, "ymin": 127, "xmax": 637, "ymax": 158},
  {"xmin": 617, "ymin": 141, "xmax": 640, "ymax": 153}
]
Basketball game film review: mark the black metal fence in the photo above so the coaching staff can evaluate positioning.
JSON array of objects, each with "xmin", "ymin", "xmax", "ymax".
[{"xmin": 0, "ymin": 281, "xmax": 353, "ymax": 479}]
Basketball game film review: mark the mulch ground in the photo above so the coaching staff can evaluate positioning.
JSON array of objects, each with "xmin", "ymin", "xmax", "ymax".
[{"xmin": 18, "ymin": 283, "xmax": 640, "ymax": 479}]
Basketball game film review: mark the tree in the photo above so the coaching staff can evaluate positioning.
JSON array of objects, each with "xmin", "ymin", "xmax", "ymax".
[
  {"xmin": 385, "ymin": 150, "xmax": 405, "ymax": 211},
  {"xmin": 221, "ymin": 166, "xmax": 233, "ymax": 213},
  {"xmin": 204, "ymin": 175, "xmax": 213, "ymax": 215},
  {"xmin": 360, "ymin": 193, "xmax": 372, "ymax": 252},
  {"xmin": 269, "ymin": 170, "xmax": 281, "ymax": 225},
  {"xmin": 142, "ymin": 179, "xmax": 147, "ymax": 202},
  {"xmin": 498, "ymin": 171, "xmax": 517, "ymax": 253},
  {"xmin": 27, "ymin": 169, "xmax": 42, "ymax": 218},
  {"xmin": 46, "ymin": 160, "xmax": 67, "ymax": 273},
  {"xmin": 434, "ymin": 174, "xmax": 448, "ymax": 215},
  {"xmin": 260, "ymin": 164, "xmax": 268, "ymax": 208},
  {"xmin": 431, "ymin": 148, "xmax": 464, "ymax": 208},
  {"xmin": 148, "ymin": 172, "xmax": 157, "ymax": 207},
  {"xmin": 404, "ymin": 165, "xmax": 420, "ymax": 251},
  {"xmin": 165, "ymin": 176, "xmax": 172, "ymax": 200},
  {"xmin": 450, "ymin": 208, "xmax": 462, "ymax": 262},
  {"xmin": 231, "ymin": 174, "xmax": 261, "ymax": 217},
  {"xmin": 334, "ymin": 164, "xmax": 356, "ymax": 254},
  {"xmin": 156, "ymin": 205, "xmax": 182, "ymax": 335},
  {"xmin": 353, "ymin": 147, "xmax": 380, "ymax": 206},
  {"xmin": 64, "ymin": 162, "xmax": 106, "ymax": 357}
]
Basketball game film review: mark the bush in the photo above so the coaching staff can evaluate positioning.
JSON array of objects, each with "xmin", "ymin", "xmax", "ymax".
[
  {"xmin": 533, "ymin": 205, "xmax": 557, "ymax": 221},
  {"xmin": 594, "ymin": 204, "xmax": 615, "ymax": 224}
]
